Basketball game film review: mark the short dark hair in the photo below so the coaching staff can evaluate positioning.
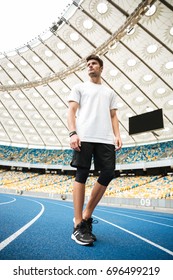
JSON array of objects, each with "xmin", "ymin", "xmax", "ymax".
[{"xmin": 86, "ymin": 54, "xmax": 103, "ymax": 67}]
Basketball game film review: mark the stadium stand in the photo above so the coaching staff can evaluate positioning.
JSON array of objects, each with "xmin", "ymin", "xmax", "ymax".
[
  {"xmin": 0, "ymin": 140, "xmax": 173, "ymax": 165},
  {"xmin": 0, "ymin": 141, "xmax": 173, "ymax": 201}
]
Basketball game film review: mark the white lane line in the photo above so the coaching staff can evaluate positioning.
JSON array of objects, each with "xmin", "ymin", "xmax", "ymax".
[
  {"xmin": 96, "ymin": 209, "xmax": 173, "ymax": 228},
  {"xmin": 0, "ymin": 197, "xmax": 16, "ymax": 205},
  {"xmin": 98, "ymin": 207, "xmax": 173, "ymax": 221},
  {"xmin": 93, "ymin": 215, "xmax": 173, "ymax": 257},
  {"xmin": 38, "ymin": 200, "xmax": 173, "ymax": 255},
  {"xmin": 0, "ymin": 198, "xmax": 45, "ymax": 251},
  {"xmin": 41, "ymin": 200, "xmax": 73, "ymax": 209}
]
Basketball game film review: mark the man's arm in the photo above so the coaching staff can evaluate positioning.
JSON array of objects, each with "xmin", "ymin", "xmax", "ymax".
[
  {"xmin": 110, "ymin": 109, "xmax": 122, "ymax": 151},
  {"xmin": 67, "ymin": 101, "xmax": 81, "ymax": 151}
]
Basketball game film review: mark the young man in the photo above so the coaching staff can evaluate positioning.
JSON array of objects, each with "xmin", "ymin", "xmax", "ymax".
[{"xmin": 67, "ymin": 54, "xmax": 122, "ymax": 246}]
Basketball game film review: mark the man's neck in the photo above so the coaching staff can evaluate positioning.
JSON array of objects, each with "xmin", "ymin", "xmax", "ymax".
[{"xmin": 89, "ymin": 77, "xmax": 102, "ymax": 84}]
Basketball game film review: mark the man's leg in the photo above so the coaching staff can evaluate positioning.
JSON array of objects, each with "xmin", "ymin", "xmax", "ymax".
[
  {"xmin": 83, "ymin": 181, "xmax": 106, "ymax": 220},
  {"xmin": 83, "ymin": 169, "xmax": 115, "ymax": 219},
  {"xmin": 73, "ymin": 167, "xmax": 90, "ymax": 227},
  {"xmin": 73, "ymin": 181, "xmax": 85, "ymax": 227},
  {"xmin": 71, "ymin": 180, "xmax": 94, "ymax": 245}
]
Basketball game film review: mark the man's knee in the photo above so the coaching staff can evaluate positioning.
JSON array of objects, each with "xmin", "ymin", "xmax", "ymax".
[
  {"xmin": 75, "ymin": 167, "xmax": 90, "ymax": 184},
  {"xmin": 97, "ymin": 169, "xmax": 115, "ymax": 186}
]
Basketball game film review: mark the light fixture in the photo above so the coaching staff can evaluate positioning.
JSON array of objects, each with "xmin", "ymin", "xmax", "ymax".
[
  {"xmin": 44, "ymin": 129, "xmax": 52, "ymax": 135},
  {"xmin": 32, "ymin": 113, "xmax": 41, "ymax": 119},
  {"xmin": 157, "ymin": 88, "xmax": 166, "ymax": 94},
  {"xmin": 136, "ymin": 96, "xmax": 144, "ymax": 103},
  {"xmin": 127, "ymin": 59, "xmax": 136, "ymax": 66},
  {"xmin": 7, "ymin": 63, "xmax": 14, "ymax": 69},
  {"xmin": 47, "ymin": 90, "xmax": 55, "ymax": 96},
  {"xmin": 62, "ymin": 87, "xmax": 69, "ymax": 93},
  {"xmin": 7, "ymin": 120, "xmax": 15, "ymax": 125},
  {"xmin": 26, "ymin": 104, "xmax": 34, "ymax": 110},
  {"xmin": 8, "ymin": 80, "xmax": 14, "ymax": 85},
  {"xmin": 126, "ymin": 26, "xmax": 135, "ymax": 35},
  {"xmin": 2, "ymin": 112, "xmax": 9, "ymax": 117},
  {"xmin": 48, "ymin": 113, "xmax": 56, "ymax": 119},
  {"xmin": 18, "ymin": 93, "xmax": 25, "ymax": 99},
  {"xmin": 48, "ymin": 137, "xmax": 57, "ymax": 142},
  {"xmin": 23, "ymin": 121, "xmax": 31, "ymax": 127},
  {"xmin": 11, "ymin": 104, "xmax": 19, "ymax": 110},
  {"xmin": 28, "ymin": 128, "xmax": 35, "ymax": 133},
  {"xmin": 40, "ymin": 122, "xmax": 47, "ymax": 127},
  {"xmin": 147, "ymin": 44, "xmax": 158, "ymax": 54},
  {"xmin": 17, "ymin": 113, "xmax": 25, "ymax": 119},
  {"xmin": 124, "ymin": 84, "xmax": 132, "ymax": 90},
  {"xmin": 168, "ymin": 100, "xmax": 173, "ymax": 106},
  {"xmin": 109, "ymin": 42, "xmax": 117, "ymax": 50},
  {"xmin": 143, "ymin": 74, "xmax": 153, "ymax": 82},
  {"xmin": 109, "ymin": 69, "xmax": 118, "ymax": 76},
  {"xmin": 165, "ymin": 61, "xmax": 173, "ymax": 70},
  {"xmin": 41, "ymin": 103, "xmax": 49, "ymax": 109},
  {"xmin": 0, "ymin": 132, "xmax": 5, "ymax": 137},
  {"xmin": 170, "ymin": 26, "xmax": 173, "ymax": 36},
  {"xmin": 4, "ymin": 93, "xmax": 10, "ymax": 98},
  {"xmin": 145, "ymin": 5, "xmax": 156, "ymax": 16},
  {"xmin": 32, "ymin": 92, "xmax": 40, "ymax": 97},
  {"xmin": 97, "ymin": 2, "xmax": 108, "ymax": 14},
  {"xmin": 126, "ymin": 113, "xmax": 133, "ymax": 117},
  {"xmin": 45, "ymin": 50, "xmax": 53, "ymax": 57},
  {"xmin": 55, "ymin": 102, "xmax": 64, "ymax": 109},
  {"xmin": 70, "ymin": 32, "xmax": 79, "ymax": 41},
  {"xmin": 15, "ymin": 135, "xmax": 23, "ymax": 139},
  {"xmin": 12, "ymin": 127, "xmax": 19, "ymax": 132},
  {"xmin": 146, "ymin": 107, "xmax": 153, "ymax": 112},
  {"xmin": 57, "ymin": 42, "xmax": 66, "ymax": 50},
  {"xmin": 32, "ymin": 56, "xmax": 40, "ymax": 62},
  {"xmin": 31, "ymin": 136, "xmax": 40, "ymax": 141},
  {"xmin": 83, "ymin": 19, "xmax": 93, "ymax": 30},
  {"xmin": 20, "ymin": 59, "xmax": 27, "ymax": 66}
]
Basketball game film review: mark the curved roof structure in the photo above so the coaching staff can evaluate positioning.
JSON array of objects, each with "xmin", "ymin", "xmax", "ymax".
[{"xmin": 0, "ymin": 0, "xmax": 172, "ymax": 149}]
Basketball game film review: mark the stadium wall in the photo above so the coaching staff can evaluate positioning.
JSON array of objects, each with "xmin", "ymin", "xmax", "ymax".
[
  {"xmin": 0, "ymin": 187, "xmax": 173, "ymax": 211},
  {"xmin": 0, "ymin": 158, "xmax": 173, "ymax": 171}
]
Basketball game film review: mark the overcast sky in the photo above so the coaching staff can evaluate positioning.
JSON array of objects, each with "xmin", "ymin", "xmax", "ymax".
[{"xmin": 0, "ymin": 0, "xmax": 71, "ymax": 53}]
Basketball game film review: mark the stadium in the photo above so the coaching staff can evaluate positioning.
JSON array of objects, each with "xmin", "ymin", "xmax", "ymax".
[{"xmin": 0, "ymin": 0, "xmax": 173, "ymax": 264}]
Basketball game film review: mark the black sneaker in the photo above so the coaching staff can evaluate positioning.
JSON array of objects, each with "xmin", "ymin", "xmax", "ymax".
[
  {"xmin": 71, "ymin": 219, "xmax": 94, "ymax": 246},
  {"xmin": 85, "ymin": 217, "xmax": 97, "ymax": 241}
]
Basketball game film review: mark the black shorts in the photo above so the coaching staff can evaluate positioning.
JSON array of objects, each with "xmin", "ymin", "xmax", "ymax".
[{"xmin": 70, "ymin": 142, "xmax": 115, "ymax": 171}]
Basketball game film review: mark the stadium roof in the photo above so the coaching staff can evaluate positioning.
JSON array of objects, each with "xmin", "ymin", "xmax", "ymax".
[{"xmin": 0, "ymin": 0, "xmax": 172, "ymax": 149}]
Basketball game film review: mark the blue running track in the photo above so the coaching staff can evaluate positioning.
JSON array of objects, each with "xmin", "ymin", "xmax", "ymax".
[{"xmin": 0, "ymin": 193, "xmax": 173, "ymax": 260}]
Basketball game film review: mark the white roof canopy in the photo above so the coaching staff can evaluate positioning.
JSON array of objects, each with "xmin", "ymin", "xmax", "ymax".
[{"xmin": 0, "ymin": 0, "xmax": 172, "ymax": 149}]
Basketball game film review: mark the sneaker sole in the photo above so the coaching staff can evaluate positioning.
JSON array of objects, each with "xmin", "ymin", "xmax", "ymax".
[{"xmin": 71, "ymin": 234, "xmax": 93, "ymax": 246}]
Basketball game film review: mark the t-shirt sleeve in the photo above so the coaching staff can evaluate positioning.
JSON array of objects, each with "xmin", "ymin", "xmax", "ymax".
[
  {"xmin": 110, "ymin": 90, "xmax": 117, "ymax": 110},
  {"xmin": 68, "ymin": 84, "xmax": 81, "ymax": 104}
]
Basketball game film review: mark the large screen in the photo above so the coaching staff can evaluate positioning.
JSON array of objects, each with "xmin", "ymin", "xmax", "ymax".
[{"xmin": 129, "ymin": 109, "xmax": 164, "ymax": 135}]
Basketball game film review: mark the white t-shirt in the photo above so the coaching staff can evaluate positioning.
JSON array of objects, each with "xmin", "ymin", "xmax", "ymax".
[{"xmin": 68, "ymin": 81, "xmax": 117, "ymax": 144}]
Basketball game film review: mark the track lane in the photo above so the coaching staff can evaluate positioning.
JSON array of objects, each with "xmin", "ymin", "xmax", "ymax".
[{"xmin": 0, "ymin": 193, "xmax": 173, "ymax": 260}]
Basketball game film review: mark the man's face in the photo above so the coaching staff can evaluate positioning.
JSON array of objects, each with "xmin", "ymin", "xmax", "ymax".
[{"xmin": 87, "ymin": 59, "xmax": 103, "ymax": 78}]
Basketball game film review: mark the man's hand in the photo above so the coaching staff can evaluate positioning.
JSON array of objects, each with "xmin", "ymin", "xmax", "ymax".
[
  {"xmin": 115, "ymin": 136, "xmax": 122, "ymax": 151},
  {"xmin": 70, "ymin": 134, "xmax": 81, "ymax": 151}
]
